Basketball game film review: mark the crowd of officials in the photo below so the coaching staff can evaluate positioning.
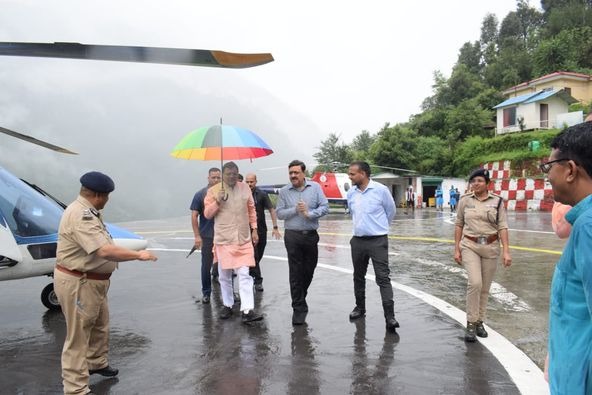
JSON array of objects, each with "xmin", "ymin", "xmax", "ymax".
[{"xmin": 52, "ymin": 121, "xmax": 592, "ymax": 394}]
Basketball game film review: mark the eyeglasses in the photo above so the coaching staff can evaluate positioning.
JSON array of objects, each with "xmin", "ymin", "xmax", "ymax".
[{"xmin": 539, "ymin": 158, "xmax": 569, "ymax": 174}]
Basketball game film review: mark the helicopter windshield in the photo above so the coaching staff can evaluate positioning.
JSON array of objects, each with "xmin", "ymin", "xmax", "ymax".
[{"xmin": 0, "ymin": 167, "xmax": 63, "ymax": 240}]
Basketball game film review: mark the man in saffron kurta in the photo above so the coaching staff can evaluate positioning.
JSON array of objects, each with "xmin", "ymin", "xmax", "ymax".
[
  {"xmin": 204, "ymin": 161, "xmax": 263, "ymax": 323},
  {"xmin": 543, "ymin": 122, "xmax": 592, "ymax": 394}
]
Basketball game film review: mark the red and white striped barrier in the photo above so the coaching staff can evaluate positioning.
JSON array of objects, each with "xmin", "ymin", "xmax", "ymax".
[{"xmin": 482, "ymin": 161, "xmax": 554, "ymax": 211}]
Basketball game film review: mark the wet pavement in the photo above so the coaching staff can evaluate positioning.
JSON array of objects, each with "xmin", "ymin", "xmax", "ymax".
[{"xmin": 0, "ymin": 208, "xmax": 559, "ymax": 394}]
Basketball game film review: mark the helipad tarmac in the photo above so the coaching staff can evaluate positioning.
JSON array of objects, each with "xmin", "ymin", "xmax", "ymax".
[{"xmin": 0, "ymin": 210, "xmax": 556, "ymax": 394}]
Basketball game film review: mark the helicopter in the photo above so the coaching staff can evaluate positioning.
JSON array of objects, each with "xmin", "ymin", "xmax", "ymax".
[{"xmin": 0, "ymin": 41, "xmax": 274, "ymax": 310}]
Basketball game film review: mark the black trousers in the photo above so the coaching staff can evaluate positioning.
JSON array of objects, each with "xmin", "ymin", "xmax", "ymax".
[
  {"xmin": 250, "ymin": 230, "xmax": 267, "ymax": 284},
  {"xmin": 284, "ymin": 229, "xmax": 319, "ymax": 313},
  {"xmin": 350, "ymin": 235, "xmax": 394, "ymax": 308}
]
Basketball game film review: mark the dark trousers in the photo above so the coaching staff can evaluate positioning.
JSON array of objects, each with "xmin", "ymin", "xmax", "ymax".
[
  {"xmin": 284, "ymin": 229, "xmax": 319, "ymax": 313},
  {"xmin": 200, "ymin": 237, "xmax": 214, "ymax": 296},
  {"xmin": 249, "ymin": 230, "xmax": 267, "ymax": 284},
  {"xmin": 350, "ymin": 235, "xmax": 394, "ymax": 308}
]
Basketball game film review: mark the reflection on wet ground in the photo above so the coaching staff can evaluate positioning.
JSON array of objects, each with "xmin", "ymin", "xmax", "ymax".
[{"xmin": 0, "ymin": 208, "xmax": 557, "ymax": 394}]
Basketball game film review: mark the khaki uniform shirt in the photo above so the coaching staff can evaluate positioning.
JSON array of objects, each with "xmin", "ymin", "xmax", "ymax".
[
  {"xmin": 56, "ymin": 196, "xmax": 116, "ymax": 274},
  {"xmin": 455, "ymin": 192, "xmax": 508, "ymax": 237},
  {"xmin": 204, "ymin": 182, "xmax": 257, "ymax": 245}
]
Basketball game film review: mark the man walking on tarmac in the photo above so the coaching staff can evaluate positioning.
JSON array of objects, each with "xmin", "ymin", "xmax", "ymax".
[
  {"xmin": 190, "ymin": 167, "xmax": 221, "ymax": 304},
  {"xmin": 543, "ymin": 122, "xmax": 592, "ymax": 394},
  {"xmin": 245, "ymin": 173, "xmax": 281, "ymax": 291},
  {"xmin": 204, "ymin": 162, "xmax": 263, "ymax": 323},
  {"xmin": 346, "ymin": 161, "xmax": 399, "ymax": 332}
]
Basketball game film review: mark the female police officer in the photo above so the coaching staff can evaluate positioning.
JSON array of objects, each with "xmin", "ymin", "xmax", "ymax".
[{"xmin": 453, "ymin": 168, "xmax": 512, "ymax": 342}]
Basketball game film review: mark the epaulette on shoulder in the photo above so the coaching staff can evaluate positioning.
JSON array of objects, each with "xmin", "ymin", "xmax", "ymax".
[
  {"xmin": 460, "ymin": 192, "xmax": 474, "ymax": 198},
  {"xmin": 489, "ymin": 192, "xmax": 503, "ymax": 200}
]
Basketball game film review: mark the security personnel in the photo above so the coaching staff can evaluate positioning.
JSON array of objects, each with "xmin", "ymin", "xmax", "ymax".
[
  {"xmin": 54, "ymin": 171, "xmax": 157, "ymax": 395},
  {"xmin": 453, "ymin": 168, "xmax": 512, "ymax": 342}
]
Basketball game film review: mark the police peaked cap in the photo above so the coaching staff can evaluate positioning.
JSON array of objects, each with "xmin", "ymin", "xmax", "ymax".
[
  {"xmin": 468, "ymin": 168, "xmax": 490, "ymax": 183},
  {"xmin": 80, "ymin": 171, "xmax": 115, "ymax": 193}
]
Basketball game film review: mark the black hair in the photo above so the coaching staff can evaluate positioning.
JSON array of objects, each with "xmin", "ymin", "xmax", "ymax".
[
  {"xmin": 208, "ymin": 167, "xmax": 221, "ymax": 174},
  {"xmin": 288, "ymin": 160, "xmax": 306, "ymax": 172},
  {"xmin": 551, "ymin": 122, "xmax": 592, "ymax": 177},
  {"xmin": 222, "ymin": 161, "xmax": 239, "ymax": 173},
  {"xmin": 350, "ymin": 161, "xmax": 371, "ymax": 177}
]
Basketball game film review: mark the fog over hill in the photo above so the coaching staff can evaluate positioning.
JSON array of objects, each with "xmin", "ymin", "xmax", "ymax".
[{"xmin": 0, "ymin": 60, "xmax": 319, "ymax": 222}]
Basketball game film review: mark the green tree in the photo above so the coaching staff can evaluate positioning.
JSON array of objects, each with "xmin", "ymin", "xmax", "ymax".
[
  {"xmin": 457, "ymin": 41, "xmax": 482, "ymax": 75},
  {"xmin": 480, "ymin": 13, "xmax": 499, "ymax": 46},
  {"xmin": 445, "ymin": 98, "xmax": 493, "ymax": 140},
  {"xmin": 350, "ymin": 130, "xmax": 375, "ymax": 159},
  {"xmin": 312, "ymin": 133, "xmax": 353, "ymax": 171},
  {"xmin": 533, "ymin": 26, "xmax": 592, "ymax": 75},
  {"xmin": 368, "ymin": 125, "xmax": 418, "ymax": 170},
  {"xmin": 542, "ymin": 0, "xmax": 592, "ymax": 37}
]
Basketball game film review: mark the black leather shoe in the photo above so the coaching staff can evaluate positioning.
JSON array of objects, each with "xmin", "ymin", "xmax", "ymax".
[
  {"xmin": 242, "ymin": 310, "xmax": 263, "ymax": 323},
  {"xmin": 386, "ymin": 317, "xmax": 400, "ymax": 333},
  {"xmin": 349, "ymin": 306, "xmax": 366, "ymax": 320},
  {"xmin": 292, "ymin": 311, "xmax": 307, "ymax": 325},
  {"xmin": 476, "ymin": 321, "xmax": 488, "ymax": 338},
  {"xmin": 89, "ymin": 366, "xmax": 119, "ymax": 377},
  {"xmin": 202, "ymin": 295, "xmax": 210, "ymax": 304},
  {"xmin": 465, "ymin": 322, "xmax": 477, "ymax": 342},
  {"xmin": 254, "ymin": 283, "xmax": 264, "ymax": 292},
  {"xmin": 219, "ymin": 306, "xmax": 233, "ymax": 319}
]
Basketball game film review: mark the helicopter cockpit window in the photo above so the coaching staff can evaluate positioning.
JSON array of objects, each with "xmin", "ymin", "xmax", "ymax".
[
  {"xmin": 344, "ymin": 182, "xmax": 350, "ymax": 192},
  {"xmin": 0, "ymin": 168, "xmax": 62, "ymax": 238}
]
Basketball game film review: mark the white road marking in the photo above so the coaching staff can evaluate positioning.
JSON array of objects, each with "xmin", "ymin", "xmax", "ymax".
[
  {"xmin": 149, "ymin": 246, "xmax": 547, "ymax": 395},
  {"xmin": 415, "ymin": 257, "xmax": 530, "ymax": 312}
]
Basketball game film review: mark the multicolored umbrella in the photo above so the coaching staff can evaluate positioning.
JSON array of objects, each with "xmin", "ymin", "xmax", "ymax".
[
  {"xmin": 170, "ymin": 124, "xmax": 273, "ymax": 163},
  {"xmin": 172, "ymin": 123, "xmax": 272, "ymax": 201}
]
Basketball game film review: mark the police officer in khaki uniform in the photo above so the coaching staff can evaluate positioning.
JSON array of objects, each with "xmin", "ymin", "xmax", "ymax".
[
  {"xmin": 54, "ymin": 171, "xmax": 157, "ymax": 395},
  {"xmin": 453, "ymin": 168, "xmax": 512, "ymax": 342}
]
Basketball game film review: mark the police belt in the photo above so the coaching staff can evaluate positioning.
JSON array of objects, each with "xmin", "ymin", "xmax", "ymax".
[
  {"xmin": 464, "ymin": 234, "xmax": 498, "ymax": 245},
  {"xmin": 56, "ymin": 264, "xmax": 112, "ymax": 280}
]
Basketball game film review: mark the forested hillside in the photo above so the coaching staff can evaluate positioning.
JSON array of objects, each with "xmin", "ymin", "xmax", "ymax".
[{"xmin": 314, "ymin": 0, "xmax": 592, "ymax": 177}]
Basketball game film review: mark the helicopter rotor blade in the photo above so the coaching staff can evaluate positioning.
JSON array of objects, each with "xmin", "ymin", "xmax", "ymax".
[
  {"xmin": 0, "ymin": 42, "xmax": 274, "ymax": 69},
  {"xmin": 0, "ymin": 126, "xmax": 78, "ymax": 155}
]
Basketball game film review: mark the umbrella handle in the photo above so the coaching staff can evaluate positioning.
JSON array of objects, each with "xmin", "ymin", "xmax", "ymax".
[{"xmin": 220, "ymin": 182, "xmax": 228, "ymax": 201}]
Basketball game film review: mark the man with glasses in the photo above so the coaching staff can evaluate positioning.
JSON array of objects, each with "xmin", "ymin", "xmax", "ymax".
[
  {"xmin": 204, "ymin": 162, "xmax": 263, "ymax": 323},
  {"xmin": 277, "ymin": 160, "xmax": 329, "ymax": 325},
  {"xmin": 542, "ymin": 122, "xmax": 592, "ymax": 394},
  {"xmin": 190, "ymin": 167, "xmax": 221, "ymax": 304}
]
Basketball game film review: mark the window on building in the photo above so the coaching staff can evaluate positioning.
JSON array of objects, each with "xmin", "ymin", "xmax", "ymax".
[
  {"xmin": 564, "ymin": 87, "xmax": 572, "ymax": 96},
  {"xmin": 503, "ymin": 107, "xmax": 516, "ymax": 127}
]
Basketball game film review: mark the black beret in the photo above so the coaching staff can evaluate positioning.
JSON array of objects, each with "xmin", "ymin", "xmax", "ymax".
[
  {"xmin": 80, "ymin": 171, "xmax": 115, "ymax": 193},
  {"xmin": 468, "ymin": 168, "xmax": 490, "ymax": 183}
]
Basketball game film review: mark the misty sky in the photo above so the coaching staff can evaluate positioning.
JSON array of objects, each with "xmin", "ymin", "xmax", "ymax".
[{"xmin": 0, "ymin": 0, "xmax": 519, "ymax": 221}]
